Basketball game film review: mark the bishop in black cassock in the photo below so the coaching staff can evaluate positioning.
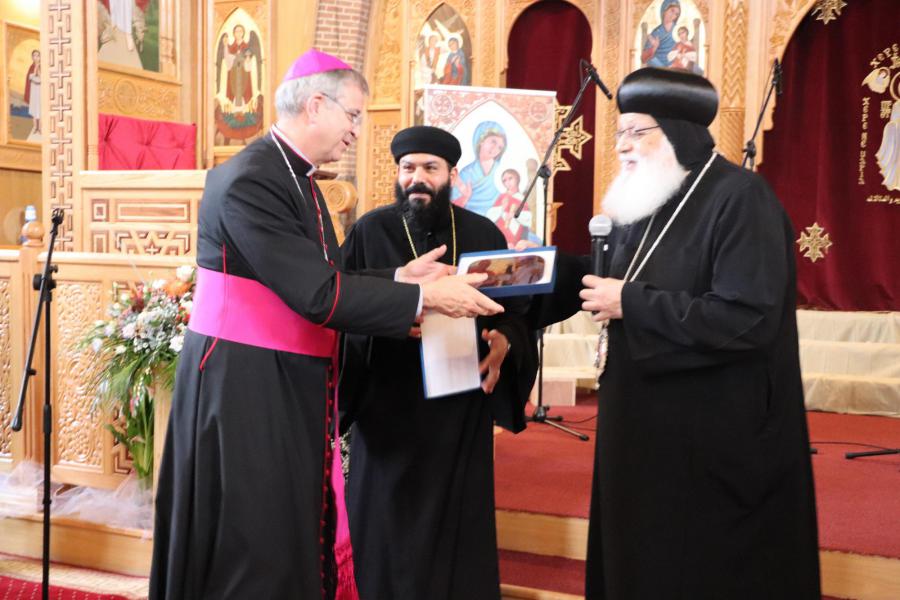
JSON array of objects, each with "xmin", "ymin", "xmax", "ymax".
[
  {"xmin": 533, "ymin": 68, "xmax": 821, "ymax": 599},
  {"xmin": 150, "ymin": 52, "xmax": 502, "ymax": 600},
  {"xmin": 340, "ymin": 126, "xmax": 538, "ymax": 600}
]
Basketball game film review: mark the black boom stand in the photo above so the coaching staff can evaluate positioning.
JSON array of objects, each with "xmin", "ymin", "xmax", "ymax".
[
  {"xmin": 845, "ymin": 447, "xmax": 900, "ymax": 459},
  {"xmin": 742, "ymin": 58, "xmax": 782, "ymax": 170},
  {"xmin": 514, "ymin": 62, "xmax": 609, "ymax": 442},
  {"xmin": 12, "ymin": 208, "xmax": 65, "ymax": 600}
]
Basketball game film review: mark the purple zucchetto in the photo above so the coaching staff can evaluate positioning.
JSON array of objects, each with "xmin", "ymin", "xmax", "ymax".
[{"xmin": 282, "ymin": 48, "xmax": 352, "ymax": 82}]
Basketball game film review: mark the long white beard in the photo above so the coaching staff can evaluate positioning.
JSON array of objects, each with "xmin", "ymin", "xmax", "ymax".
[{"xmin": 601, "ymin": 138, "xmax": 689, "ymax": 225}]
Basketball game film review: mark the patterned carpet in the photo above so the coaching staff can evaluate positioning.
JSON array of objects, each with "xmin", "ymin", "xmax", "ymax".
[{"xmin": 0, "ymin": 554, "xmax": 148, "ymax": 599}]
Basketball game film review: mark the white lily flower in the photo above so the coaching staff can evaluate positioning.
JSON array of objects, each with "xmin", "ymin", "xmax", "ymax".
[
  {"xmin": 170, "ymin": 334, "xmax": 184, "ymax": 353},
  {"xmin": 176, "ymin": 265, "xmax": 195, "ymax": 282}
]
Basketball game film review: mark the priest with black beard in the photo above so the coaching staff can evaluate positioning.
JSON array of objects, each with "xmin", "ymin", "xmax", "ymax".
[
  {"xmin": 531, "ymin": 68, "xmax": 821, "ymax": 599},
  {"xmin": 340, "ymin": 126, "xmax": 538, "ymax": 600}
]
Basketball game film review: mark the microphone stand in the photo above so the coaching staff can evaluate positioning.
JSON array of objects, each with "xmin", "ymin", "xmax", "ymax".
[
  {"xmin": 741, "ymin": 58, "xmax": 782, "ymax": 170},
  {"xmin": 12, "ymin": 208, "xmax": 65, "ymax": 600},
  {"xmin": 516, "ymin": 67, "xmax": 599, "ymax": 442},
  {"xmin": 743, "ymin": 62, "xmax": 822, "ymax": 459},
  {"xmin": 845, "ymin": 447, "xmax": 899, "ymax": 459}
]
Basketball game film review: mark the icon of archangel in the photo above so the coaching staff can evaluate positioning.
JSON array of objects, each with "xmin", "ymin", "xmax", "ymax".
[{"xmin": 215, "ymin": 19, "xmax": 265, "ymax": 146}]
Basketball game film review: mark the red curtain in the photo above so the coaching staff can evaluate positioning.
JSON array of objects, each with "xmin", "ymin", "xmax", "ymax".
[
  {"xmin": 507, "ymin": 1, "xmax": 595, "ymax": 255},
  {"xmin": 758, "ymin": 0, "xmax": 900, "ymax": 310}
]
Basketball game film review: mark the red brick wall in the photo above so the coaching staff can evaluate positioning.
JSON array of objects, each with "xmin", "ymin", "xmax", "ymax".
[{"xmin": 315, "ymin": 0, "xmax": 373, "ymax": 182}]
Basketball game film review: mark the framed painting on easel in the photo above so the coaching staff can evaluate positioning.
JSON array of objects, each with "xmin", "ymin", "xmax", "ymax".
[{"xmin": 421, "ymin": 84, "xmax": 557, "ymax": 248}]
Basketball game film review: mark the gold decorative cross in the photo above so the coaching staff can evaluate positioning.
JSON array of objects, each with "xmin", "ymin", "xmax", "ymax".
[
  {"xmin": 797, "ymin": 222, "xmax": 834, "ymax": 263},
  {"xmin": 812, "ymin": 0, "xmax": 848, "ymax": 25},
  {"xmin": 552, "ymin": 105, "xmax": 593, "ymax": 172}
]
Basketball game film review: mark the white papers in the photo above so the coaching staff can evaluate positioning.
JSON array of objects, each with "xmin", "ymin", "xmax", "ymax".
[{"xmin": 420, "ymin": 313, "xmax": 481, "ymax": 399}]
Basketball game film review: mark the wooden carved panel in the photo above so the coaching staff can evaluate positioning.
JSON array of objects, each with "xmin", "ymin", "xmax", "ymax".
[
  {"xmin": 0, "ymin": 279, "xmax": 11, "ymax": 459},
  {"xmin": 718, "ymin": 108, "xmax": 745, "ymax": 164},
  {"xmin": 369, "ymin": 120, "xmax": 400, "ymax": 212},
  {"xmin": 320, "ymin": 181, "xmax": 358, "ymax": 245},
  {"xmin": 374, "ymin": 0, "xmax": 402, "ymax": 103},
  {"xmin": 723, "ymin": 0, "xmax": 748, "ymax": 107},
  {"xmin": 770, "ymin": 0, "xmax": 810, "ymax": 59},
  {"xmin": 0, "ymin": 146, "xmax": 41, "ymax": 172},
  {"xmin": 97, "ymin": 70, "xmax": 181, "ymax": 121},
  {"xmin": 720, "ymin": 0, "xmax": 748, "ymax": 162},
  {"xmin": 46, "ymin": 0, "xmax": 78, "ymax": 251},
  {"xmin": 88, "ymin": 194, "xmax": 199, "ymax": 255},
  {"xmin": 480, "ymin": 1, "xmax": 497, "ymax": 85},
  {"xmin": 54, "ymin": 282, "xmax": 105, "ymax": 469},
  {"xmin": 597, "ymin": 0, "xmax": 622, "ymax": 194},
  {"xmin": 112, "ymin": 230, "xmax": 192, "ymax": 255},
  {"xmin": 110, "ymin": 409, "xmax": 133, "ymax": 475}
]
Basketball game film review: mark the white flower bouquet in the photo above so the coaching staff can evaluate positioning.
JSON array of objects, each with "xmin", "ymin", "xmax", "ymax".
[{"xmin": 81, "ymin": 265, "xmax": 195, "ymax": 485}]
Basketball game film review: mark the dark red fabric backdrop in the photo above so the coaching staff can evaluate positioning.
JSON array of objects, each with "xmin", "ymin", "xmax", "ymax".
[
  {"xmin": 758, "ymin": 0, "xmax": 900, "ymax": 310},
  {"xmin": 507, "ymin": 1, "xmax": 595, "ymax": 255}
]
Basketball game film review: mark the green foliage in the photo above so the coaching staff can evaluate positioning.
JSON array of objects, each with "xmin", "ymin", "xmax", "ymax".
[{"xmin": 81, "ymin": 266, "xmax": 194, "ymax": 485}]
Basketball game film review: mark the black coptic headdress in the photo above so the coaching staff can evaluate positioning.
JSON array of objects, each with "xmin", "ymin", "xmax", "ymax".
[
  {"xmin": 390, "ymin": 126, "xmax": 462, "ymax": 166},
  {"xmin": 617, "ymin": 68, "xmax": 719, "ymax": 168}
]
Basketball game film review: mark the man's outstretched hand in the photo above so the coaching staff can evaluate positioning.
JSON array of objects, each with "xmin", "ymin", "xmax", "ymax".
[
  {"xmin": 397, "ymin": 245, "xmax": 455, "ymax": 283},
  {"xmin": 422, "ymin": 274, "xmax": 504, "ymax": 318},
  {"xmin": 479, "ymin": 328, "xmax": 510, "ymax": 394}
]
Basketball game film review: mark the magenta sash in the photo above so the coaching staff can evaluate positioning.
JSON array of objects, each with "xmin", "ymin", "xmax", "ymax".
[
  {"xmin": 189, "ymin": 267, "xmax": 336, "ymax": 356},
  {"xmin": 188, "ymin": 267, "xmax": 358, "ymax": 598}
]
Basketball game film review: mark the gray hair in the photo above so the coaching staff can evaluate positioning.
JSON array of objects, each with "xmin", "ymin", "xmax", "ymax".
[{"xmin": 275, "ymin": 69, "xmax": 369, "ymax": 119}]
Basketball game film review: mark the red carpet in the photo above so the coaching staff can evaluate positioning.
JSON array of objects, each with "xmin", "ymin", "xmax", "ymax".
[
  {"xmin": 0, "ymin": 575, "xmax": 130, "ymax": 599},
  {"xmin": 499, "ymin": 550, "xmax": 585, "ymax": 596},
  {"xmin": 495, "ymin": 396, "xmax": 597, "ymax": 519},
  {"xmin": 808, "ymin": 411, "xmax": 900, "ymax": 557},
  {"xmin": 495, "ymin": 397, "xmax": 900, "ymax": 559}
]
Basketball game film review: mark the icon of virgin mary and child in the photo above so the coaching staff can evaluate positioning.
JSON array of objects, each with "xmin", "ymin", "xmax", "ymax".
[{"xmin": 452, "ymin": 120, "xmax": 542, "ymax": 247}]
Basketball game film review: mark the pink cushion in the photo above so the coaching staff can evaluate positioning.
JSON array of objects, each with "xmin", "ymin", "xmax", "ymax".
[{"xmin": 98, "ymin": 113, "xmax": 197, "ymax": 170}]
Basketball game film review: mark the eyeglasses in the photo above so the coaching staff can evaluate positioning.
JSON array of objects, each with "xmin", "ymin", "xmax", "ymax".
[
  {"xmin": 613, "ymin": 125, "xmax": 660, "ymax": 143},
  {"xmin": 320, "ymin": 92, "xmax": 363, "ymax": 127}
]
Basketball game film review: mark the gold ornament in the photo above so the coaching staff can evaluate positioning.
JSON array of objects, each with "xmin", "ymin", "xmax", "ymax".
[
  {"xmin": 552, "ymin": 105, "xmax": 593, "ymax": 172},
  {"xmin": 401, "ymin": 204, "xmax": 457, "ymax": 266},
  {"xmin": 812, "ymin": 0, "xmax": 848, "ymax": 25},
  {"xmin": 797, "ymin": 222, "xmax": 833, "ymax": 263}
]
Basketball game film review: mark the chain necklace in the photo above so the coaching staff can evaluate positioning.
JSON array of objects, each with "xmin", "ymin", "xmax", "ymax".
[
  {"xmin": 270, "ymin": 130, "xmax": 330, "ymax": 262},
  {"xmin": 595, "ymin": 151, "xmax": 718, "ymax": 376},
  {"xmin": 623, "ymin": 151, "xmax": 718, "ymax": 283},
  {"xmin": 401, "ymin": 203, "xmax": 457, "ymax": 266}
]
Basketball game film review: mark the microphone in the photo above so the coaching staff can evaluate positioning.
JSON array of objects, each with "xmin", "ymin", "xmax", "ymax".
[
  {"xmin": 580, "ymin": 59, "xmax": 613, "ymax": 100},
  {"xmin": 773, "ymin": 58, "xmax": 783, "ymax": 96},
  {"xmin": 589, "ymin": 214, "xmax": 613, "ymax": 277}
]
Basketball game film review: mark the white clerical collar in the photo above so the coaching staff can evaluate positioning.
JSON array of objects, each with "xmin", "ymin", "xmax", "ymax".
[{"xmin": 270, "ymin": 124, "xmax": 317, "ymax": 177}]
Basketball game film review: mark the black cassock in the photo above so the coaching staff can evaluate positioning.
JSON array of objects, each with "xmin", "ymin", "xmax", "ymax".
[
  {"xmin": 150, "ymin": 135, "xmax": 420, "ymax": 599},
  {"xmin": 340, "ymin": 204, "xmax": 537, "ymax": 600},
  {"xmin": 536, "ymin": 156, "xmax": 820, "ymax": 599}
]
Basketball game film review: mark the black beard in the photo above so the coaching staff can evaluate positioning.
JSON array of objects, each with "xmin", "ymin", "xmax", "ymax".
[{"xmin": 394, "ymin": 181, "xmax": 452, "ymax": 233}]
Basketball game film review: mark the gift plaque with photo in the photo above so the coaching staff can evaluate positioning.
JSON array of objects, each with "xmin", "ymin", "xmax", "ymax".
[{"xmin": 457, "ymin": 246, "xmax": 557, "ymax": 298}]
